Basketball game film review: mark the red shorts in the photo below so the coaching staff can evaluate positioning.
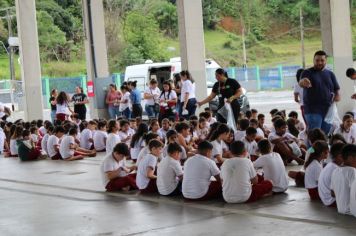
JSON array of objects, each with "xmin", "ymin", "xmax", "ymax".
[
  {"xmin": 106, "ymin": 174, "xmax": 137, "ymax": 192},
  {"xmin": 140, "ymin": 179, "xmax": 158, "ymax": 194},
  {"xmin": 56, "ymin": 113, "xmax": 67, "ymax": 121},
  {"xmin": 27, "ymin": 149, "xmax": 41, "ymax": 161},
  {"xmin": 185, "ymin": 181, "xmax": 222, "ymax": 201},
  {"xmin": 51, "ymin": 152, "xmax": 62, "ymax": 160},
  {"xmin": 307, "ymin": 188, "xmax": 321, "ymax": 201},
  {"xmin": 247, "ymin": 180, "xmax": 273, "ymax": 203}
]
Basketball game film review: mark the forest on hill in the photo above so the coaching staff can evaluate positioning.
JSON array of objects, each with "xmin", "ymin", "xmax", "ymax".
[{"xmin": 0, "ymin": 0, "xmax": 355, "ymax": 78}]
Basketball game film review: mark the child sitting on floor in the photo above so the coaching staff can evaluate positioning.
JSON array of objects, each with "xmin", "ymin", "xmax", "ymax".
[
  {"xmin": 318, "ymin": 143, "xmax": 345, "ymax": 207},
  {"xmin": 331, "ymin": 144, "xmax": 356, "ymax": 215},
  {"xmin": 253, "ymin": 139, "xmax": 289, "ymax": 193},
  {"xmin": 80, "ymin": 120, "xmax": 97, "ymax": 150},
  {"xmin": 136, "ymin": 139, "xmax": 164, "ymax": 194},
  {"xmin": 235, "ymin": 119, "xmax": 249, "ymax": 141},
  {"xmin": 101, "ymin": 143, "xmax": 137, "ymax": 192},
  {"xmin": 242, "ymin": 127, "xmax": 258, "ymax": 161},
  {"xmin": 333, "ymin": 114, "xmax": 356, "ymax": 144},
  {"xmin": 106, "ymin": 120, "xmax": 121, "ymax": 155},
  {"xmin": 157, "ymin": 142, "xmax": 183, "ymax": 196},
  {"xmin": 182, "ymin": 141, "xmax": 221, "ymax": 201},
  {"xmin": 47, "ymin": 126, "xmax": 66, "ymax": 160},
  {"xmin": 221, "ymin": 141, "xmax": 273, "ymax": 203},
  {"xmin": 17, "ymin": 129, "xmax": 43, "ymax": 161},
  {"xmin": 41, "ymin": 125, "xmax": 54, "ymax": 156},
  {"xmin": 93, "ymin": 120, "xmax": 108, "ymax": 152}
]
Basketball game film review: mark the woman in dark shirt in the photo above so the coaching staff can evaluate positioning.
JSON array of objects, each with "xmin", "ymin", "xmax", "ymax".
[
  {"xmin": 72, "ymin": 87, "xmax": 89, "ymax": 121},
  {"xmin": 49, "ymin": 89, "xmax": 58, "ymax": 123}
]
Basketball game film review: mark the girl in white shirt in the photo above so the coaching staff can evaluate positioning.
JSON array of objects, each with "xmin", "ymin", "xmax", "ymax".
[
  {"xmin": 159, "ymin": 81, "xmax": 177, "ymax": 121},
  {"xmin": 119, "ymin": 85, "xmax": 132, "ymax": 119},
  {"xmin": 118, "ymin": 120, "xmax": 133, "ymax": 146},
  {"xmin": 93, "ymin": 121, "xmax": 108, "ymax": 152},
  {"xmin": 106, "ymin": 120, "xmax": 121, "ymax": 155},
  {"xmin": 130, "ymin": 123, "xmax": 148, "ymax": 161},
  {"xmin": 179, "ymin": 70, "xmax": 196, "ymax": 119},
  {"xmin": 304, "ymin": 141, "xmax": 329, "ymax": 200},
  {"xmin": 56, "ymin": 91, "xmax": 73, "ymax": 122},
  {"xmin": 9, "ymin": 125, "xmax": 23, "ymax": 157},
  {"xmin": 80, "ymin": 120, "xmax": 97, "ymax": 150},
  {"xmin": 41, "ymin": 126, "xmax": 54, "ymax": 155},
  {"xmin": 209, "ymin": 123, "xmax": 230, "ymax": 164},
  {"xmin": 333, "ymin": 114, "xmax": 355, "ymax": 144}
]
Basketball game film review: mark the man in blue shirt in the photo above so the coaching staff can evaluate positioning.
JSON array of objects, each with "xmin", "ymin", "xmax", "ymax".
[
  {"xmin": 299, "ymin": 50, "xmax": 340, "ymax": 134},
  {"xmin": 128, "ymin": 81, "xmax": 143, "ymax": 118}
]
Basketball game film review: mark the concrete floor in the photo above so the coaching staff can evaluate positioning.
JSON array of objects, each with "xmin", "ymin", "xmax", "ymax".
[{"xmin": 0, "ymin": 153, "xmax": 355, "ymax": 236}]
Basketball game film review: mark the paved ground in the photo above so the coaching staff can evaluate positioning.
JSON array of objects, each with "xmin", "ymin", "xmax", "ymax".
[{"xmin": 0, "ymin": 152, "xmax": 355, "ymax": 236}]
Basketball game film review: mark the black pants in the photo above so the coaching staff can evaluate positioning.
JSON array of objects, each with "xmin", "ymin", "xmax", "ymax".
[
  {"xmin": 74, "ymin": 108, "xmax": 86, "ymax": 121},
  {"xmin": 216, "ymin": 99, "xmax": 240, "ymax": 124},
  {"xmin": 131, "ymin": 104, "xmax": 142, "ymax": 119}
]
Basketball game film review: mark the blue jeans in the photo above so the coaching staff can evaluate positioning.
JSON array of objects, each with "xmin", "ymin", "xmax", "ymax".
[
  {"xmin": 145, "ymin": 104, "xmax": 159, "ymax": 118},
  {"xmin": 305, "ymin": 113, "xmax": 332, "ymax": 135},
  {"xmin": 108, "ymin": 106, "xmax": 120, "ymax": 119},
  {"xmin": 180, "ymin": 98, "xmax": 197, "ymax": 120},
  {"xmin": 50, "ymin": 110, "xmax": 56, "ymax": 123},
  {"xmin": 121, "ymin": 107, "xmax": 131, "ymax": 119}
]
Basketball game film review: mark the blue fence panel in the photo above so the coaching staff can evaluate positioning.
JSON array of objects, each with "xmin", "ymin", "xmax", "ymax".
[
  {"xmin": 47, "ymin": 77, "xmax": 83, "ymax": 95},
  {"xmin": 225, "ymin": 67, "xmax": 257, "ymax": 81},
  {"xmin": 259, "ymin": 67, "xmax": 281, "ymax": 89}
]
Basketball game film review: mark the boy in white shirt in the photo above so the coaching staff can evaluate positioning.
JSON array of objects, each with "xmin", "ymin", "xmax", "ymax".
[
  {"xmin": 80, "ymin": 120, "xmax": 97, "ymax": 150},
  {"xmin": 101, "ymin": 143, "xmax": 137, "ymax": 192},
  {"xmin": 254, "ymin": 139, "xmax": 288, "ymax": 193},
  {"xmin": 118, "ymin": 120, "xmax": 133, "ymax": 146},
  {"xmin": 235, "ymin": 119, "xmax": 249, "ymax": 141},
  {"xmin": 47, "ymin": 126, "xmax": 65, "ymax": 160},
  {"xmin": 41, "ymin": 126, "xmax": 54, "ymax": 155},
  {"xmin": 318, "ymin": 143, "xmax": 345, "ymax": 207},
  {"xmin": 182, "ymin": 141, "xmax": 221, "ymax": 200},
  {"xmin": 93, "ymin": 120, "xmax": 108, "ymax": 152},
  {"xmin": 242, "ymin": 127, "xmax": 258, "ymax": 161},
  {"xmin": 331, "ymin": 144, "xmax": 356, "ymax": 214},
  {"xmin": 136, "ymin": 139, "xmax": 164, "ymax": 194},
  {"xmin": 221, "ymin": 141, "xmax": 273, "ymax": 203},
  {"xmin": 157, "ymin": 143, "xmax": 184, "ymax": 196}
]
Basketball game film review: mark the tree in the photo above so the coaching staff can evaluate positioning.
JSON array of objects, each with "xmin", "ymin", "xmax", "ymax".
[{"xmin": 154, "ymin": 1, "xmax": 178, "ymax": 37}]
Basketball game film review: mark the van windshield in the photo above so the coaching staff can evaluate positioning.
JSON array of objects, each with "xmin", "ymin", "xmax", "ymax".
[{"xmin": 206, "ymin": 68, "xmax": 216, "ymax": 88}]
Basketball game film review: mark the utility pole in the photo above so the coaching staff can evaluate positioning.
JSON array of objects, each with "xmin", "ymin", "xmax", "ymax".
[
  {"xmin": 7, "ymin": 8, "xmax": 15, "ymax": 111},
  {"xmin": 240, "ymin": 15, "xmax": 248, "ymax": 81},
  {"xmin": 300, "ymin": 7, "xmax": 306, "ymax": 69}
]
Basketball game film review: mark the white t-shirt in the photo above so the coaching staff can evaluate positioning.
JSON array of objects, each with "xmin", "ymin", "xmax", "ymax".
[
  {"xmin": 41, "ymin": 134, "xmax": 50, "ymax": 154},
  {"xmin": 158, "ymin": 128, "xmax": 170, "ymax": 141},
  {"xmin": 350, "ymin": 179, "xmax": 356, "ymax": 218},
  {"xmin": 0, "ymin": 128, "xmax": 5, "ymax": 153},
  {"xmin": 221, "ymin": 157, "xmax": 256, "ymax": 203},
  {"xmin": 234, "ymin": 130, "xmax": 246, "ymax": 141},
  {"xmin": 253, "ymin": 152, "xmax": 288, "ymax": 192},
  {"xmin": 160, "ymin": 90, "xmax": 177, "ymax": 102},
  {"xmin": 101, "ymin": 154, "xmax": 123, "ymax": 186},
  {"xmin": 331, "ymin": 166, "xmax": 356, "ymax": 214},
  {"xmin": 47, "ymin": 135, "xmax": 60, "ymax": 158},
  {"xmin": 256, "ymin": 128, "xmax": 265, "ymax": 138},
  {"xmin": 182, "ymin": 154, "xmax": 220, "ymax": 199},
  {"xmin": 80, "ymin": 129, "xmax": 93, "ymax": 149},
  {"xmin": 60, "ymin": 135, "xmax": 75, "ymax": 159},
  {"xmin": 106, "ymin": 133, "xmax": 121, "ymax": 155},
  {"xmin": 93, "ymin": 130, "xmax": 108, "ymax": 151},
  {"xmin": 136, "ymin": 153, "xmax": 158, "ymax": 190},
  {"xmin": 56, "ymin": 103, "xmax": 69, "ymax": 114},
  {"xmin": 295, "ymin": 121, "xmax": 305, "ymax": 132},
  {"xmin": 180, "ymin": 80, "xmax": 196, "ymax": 101},
  {"xmin": 119, "ymin": 91, "xmax": 131, "ymax": 112},
  {"xmin": 162, "ymin": 143, "xmax": 187, "ymax": 161},
  {"xmin": 157, "ymin": 156, "xmax": 183, "ymax": 195},
  {"xmin": 118, "ymin": 131, "xmax": 132, "ymax": 146},
  {"xmin": 137, "ymin": 146, "xmax": 149, "ymax": 165},
  {"xmin": 211, "ymin": 140, "xmax": 223, "ymax": 162},
  {"xmin": 242, "ymin": 137, "xmax": 258, "ymax": 156},
  {"xmin": 144, "ymin": 87, "xmax": 161, "ymax": 106},
  {"xmin": 31, "ymin": 134, "xmax": 39, "ymax": 143},
  {"xmin": 318, "ymin": 162, "xmax": 338, "ymax": 206},
  {"xmin": 39, "ymin": 126, "xmax": 47, "ymax": 136},
  {"xmin": 298, "ymin": 130, "xmax": 308, "ymax": 147},
  {"xmin": 333, "ymin": 127, "xmax": 356, "ymax": 144},
  {"xmin": 10, "ymin": 139, "xmax": 18, "ymax": 155},
  {"xmin": 130, "ymin": 137, "xmax": 145, "ymax": 160},
  {"xmin": 294, "ymin": 83, "xmax": 304, "ymax": 106},
  {"xmin": 305, "ymin": 159, "xmax": 322, "ymax": 189}
]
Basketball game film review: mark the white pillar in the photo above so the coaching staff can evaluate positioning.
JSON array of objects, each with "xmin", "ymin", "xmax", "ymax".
[
  {"xmin": 83, "ymin": 0, "xmax": 110, "ymax": 119},
  {"xmin": 15, "ymin": 0, "xmax": 44, "ymax": 121},
  {"xmin": 177, "ymin": 0, "xmax": 208, "ymax": 102},
  {"xmin": 319, "ymin": 0, "xmax": 354, "ymax": 115}
]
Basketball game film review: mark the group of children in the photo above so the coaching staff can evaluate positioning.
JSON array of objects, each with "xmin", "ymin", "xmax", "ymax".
[{"xmin": 0, "ymin": 106, "xmax": 355, "ymax": 217}]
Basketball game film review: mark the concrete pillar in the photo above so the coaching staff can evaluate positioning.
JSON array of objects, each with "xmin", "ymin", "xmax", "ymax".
[
  {"xmin": 15, "ymin": 0, "xmax": 44, "ymax": 121},
  {"xmin": 82, "ymin": 0, "xmax": 110, "ymax": 119},
  {"xmin": 319, "ymin": 0, "xmax": 354, "ymax": 115},
  {"xmin": 177, "ymin": 0, "xmax": 208, "ymax": 102}
]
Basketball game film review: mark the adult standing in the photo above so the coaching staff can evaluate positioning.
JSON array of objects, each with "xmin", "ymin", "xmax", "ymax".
[
  {"xmin": 299, "ymin": 50, "xmax": 340, "ymax": 134},
  {"xmin": 144, "ymin": 79, "xmax": 161, "ymax": 119},
  {"xmin": 159, "ymin": 80, "xmax": 177, "ymax": 122},
  {"xmin": 179, "ymin": 70, "xmax": 197, "ymax": 119},
  {"xmin": 72, "ymin": 87, "xmax": 89, "ymax": 121},
  {"xmin": 119, "ymin": 84, "xmax": 131, "ymax": 119},
  {"xmin": 346, "ymin": 68, "xmax": 356, "ymax": 99},
  {"xmin": 56, "ymin": 91, "xmax": 73, "ymax": 122},
  {"xmin": 197, "ymin": 68, "xmax": 243, "ymax": 124},
  {"xmin": 106, "ymin": 84, "xmax": 122, "ymax": 119},
  {"xmin": 49, "ymin": 89, "xmax": 58, "ymax": 123},
  {"xmin": 129, "ymin": 81, "xmax": 142, "ymax": 119}
]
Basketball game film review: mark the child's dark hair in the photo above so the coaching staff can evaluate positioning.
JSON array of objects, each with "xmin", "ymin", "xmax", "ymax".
[
  {"xmin": 189, "ymin": 115, "xmax": 198, "ymax": 121},
  {"xmin": 341, "ymin": 114, "xmax": 353, "ymax": 132},
  {"xmin": 246, "ymin": 127, "xmax": 257, "ymax": 136},
  {"xmin": 257, "ymin": 114, "xmax": 265, "ymax": 120},
  {"xmin": 330, "ymin": 143, "xmax": 345, "ymax": 161},
  {"xmin": 24, "ymin": 122, "xmax": 31, "ymax": 130},
  {"xmin": 68, "ymin": 127, "xmax": 78, "ymax": 136},
  {"xmin": 166, "ymin": 129, "xmax": 178, "ymax": 142},
  {"xmin": 54, "ymin": 126, "xmax": 65, "ymax": 134},
  {"xmin": 88, "ymin": 120, "xmax": 98, "ymax": 126},
  {"xmin": 258, "ymin": 139, "xmax": 272, "ymax": 154},
  {"xmin": 249, "ymin": 119, "xmax": 258, "ymax": 126},
  {"xmin": 239, "ymin": 119, "xmax": 250, "ymax": 131},
  {"xmin": 130, "ymin": 123, "xmax": 148, "ymax": 148},
  {"xmin": 199, "ymin": 111, "xmax": 211, "ymax": 120},
  {"xmin": 175, "ymin": 122, "xmax": 190, "ymax": 133},
  {"xmin": 288, "ymin": 111, "xmax": 298, "ymax": 118},
  {"xmin": 148, "ymin": 139, "xmax": 163, "ymax": 151},
  {"xmin": 113, "ymin": 143, "xmax": 130, "ymax": 156},
  {"xmin": 119, "ymin": 119, "xmax": 130, "ymax": 128},
  {"xmin": 274, "ymin": 119, "xmax": 286, "ymax": 129},
  {"xmin": 47, "ymin": 125, "xmax": 55, "ymax": 134},
  {"xmin": 329, "ymin": 133, "xmax": 347, "ymax": 145},
  {"xmin": 307, "ymin": 128, "xmax": 327, "ymax": 144},
  {"xmin": 107, "ymin": 120, "xmax": 117, "ymax": 133},
  {"xmin": 304, "ymin": 141, "xmax": 329, "ymax": 169},
  {"xmin": 230, "ymin": 141, "xmax": 246, "ymax": 156},
  {"xmin": 287, "ymin": 118, "xmax": 299, "ymax": 138},
  {"xmin": 29, "ymin": 126, "xmax": 38, "ymax": 134},
  {"xmin": 149, "ymin": 118, "xmax": 159, "ymax": 130},
  {"xmin": 251, "ymin": 109, "xmax": 258, "ymax": 114},
  {"xmin": 36, "ymin": 120, "xmax": 43, "ymax": 128},
  {"xmin": 270, "ymin": 109, "xmax": 278, "ymax": 116},
  {"xmin": 97, "ymin": 120, "xmax": 107, "ymax": 130},
  {"xmin": 341, "ymin": 144, "xmax": 356, "ymax": 162},
  {"xmin": 209, "ymin": 123, "xmax": 230, "ymax": 141},
  {"xmin": 11, "ymin": 125, "xmax": 23, "ymax": 139},
  {"xmin": 167, "ymin": 142, "xmax": 182, "ymax": 155},
  {"xmin": 206, "ymin": 122, "xmax": 221, "ymax": 140},
  {"xmin": 22, "ymin": 129, "xmax": 30, "ymax": 137},
  {"xmin": 197, "ymin": 141, "xmax": 213, "ymax": 155},
  {"xmin": 143, "ymin": 132, "xmax": 159, "ymax": 145},
  {"xmin": 245, "ymin": 110, "xmax": 252, "ymax": 119}
]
